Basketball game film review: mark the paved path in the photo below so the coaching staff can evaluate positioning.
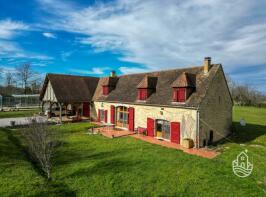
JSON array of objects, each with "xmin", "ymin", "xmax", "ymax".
[{"xmin": 0, "ymin": 116, "xmax": 47, "ymax": 128}]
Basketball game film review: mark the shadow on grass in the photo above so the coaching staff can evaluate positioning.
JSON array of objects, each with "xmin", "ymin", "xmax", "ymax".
[
  {"xmin": 28, "ymin": 182, "xmax": 76, "ymax": 197},
  {"xmin": 2, "ymin": 129, "xmax": 48, "ymax": 179},
  {"xmin": 231, "ymin": 122, "xmax": 266, "ymax": 144},
  {"xmin": 211, "ymin": 122, "xmax": 266, "ymax": 148},
  {"xmin": 54, "ymin": 147, "xmax": 133, "ymax": 167},
  {"xmin": 67, "ymin": 157, "xmax": 140, "ymax": 178}
]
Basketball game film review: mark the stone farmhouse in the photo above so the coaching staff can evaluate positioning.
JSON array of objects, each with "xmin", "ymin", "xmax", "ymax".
[{"xmin": 40, "ymin": 57, "xmax": 233, "ymax": 148}]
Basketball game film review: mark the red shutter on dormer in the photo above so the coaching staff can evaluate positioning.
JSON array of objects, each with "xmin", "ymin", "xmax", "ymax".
[
  {"xmin": 103, "ymin": 86, "xmax": 109, "ymax": 95},
  {"xmin": 173, "ymin": 88, "xmax": 186, "ymax": 102},
  {"xmin": 138, "ymin": 89, "xmax": 148, "ymax": 100},
  {"xmin": 173, "ymin": 88, "xmax": 178, "ymax": 101},
  {"xmin": 178, "ymin": 88, "xmax": 186, "ymax": 102}
]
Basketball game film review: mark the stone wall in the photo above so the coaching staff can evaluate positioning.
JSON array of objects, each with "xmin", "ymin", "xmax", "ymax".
[
  {"xmin": 93, "ymin": 101, "xmax": 198, "ymax": 146},
  {"xmin": 199, "ymin": 66, "xmax": 233, "ymax": 146}
]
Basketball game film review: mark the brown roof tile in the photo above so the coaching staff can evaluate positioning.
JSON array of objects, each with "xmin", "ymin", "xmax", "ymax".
[
  {"xmin": 40, "ymin": 74, "xmax": 99, "ymax": 103},
  {"xmin": 137, "ymin": 75, "xmax": 158, "ymax": 89},
  {"xmin": 93, "ymin": 64, "xmax": 221, "ymax": 108},
  {"xmin": 171, "ymin": 72, "xmax": 196, "ymax": 87}
]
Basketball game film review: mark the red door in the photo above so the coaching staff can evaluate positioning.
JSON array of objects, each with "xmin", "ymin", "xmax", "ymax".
[
  {"xmin": 98, "ymin": 109, "xmax": 101, "ymax": 122},
  {"xmin": 104, "ymin": 110, "xmax": 108, "ymax": 123},
  {"xmin": 147, "ymin": 118, "xmax": 155, "ymax": 137},
  {"xmin": 128, "ymin": 107, "xmax": 135, "ymax": 131},
  {"xmin": 83, "ymin": 102, "xmax": 90, "ymax": 117},
  {"xmin": 171, "ymin": 122, "xmax": 180, "ymax": 144},
  {"xmin": 110, "ymin": 105, "xmax": 115, "ymax": 124}
]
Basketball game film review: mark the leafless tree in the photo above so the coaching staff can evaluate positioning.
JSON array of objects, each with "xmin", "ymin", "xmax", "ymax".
[
  {"xmin": 5, "ymin": 72, "xmax": 13, "ymax": 87},
  {"xmin": 0, "ymin": 67, "xmax": 3, "ymax": 82},
  {"xmin": 16, "ymin": 63, "xmax": 34, "ymax": 94},
  {"xmin": 21, "ymin": 118, "xmax": 59, "ymax": 180}
]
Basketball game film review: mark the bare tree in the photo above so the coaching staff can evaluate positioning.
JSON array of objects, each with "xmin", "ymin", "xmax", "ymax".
[
  {"xmin": 16, "ymin": 63, "xmax": 34, "ymax": 94},
  {"xmin": 21, "ymin": 118, "xmax": 59, "ymax": 180},
  {"xmin": 0, "ymin": 67, "xmax": 3, "ymax": 83},
  {"xmin": 5, "ymin": 72, "xmax": 13, "ymax": 87}
]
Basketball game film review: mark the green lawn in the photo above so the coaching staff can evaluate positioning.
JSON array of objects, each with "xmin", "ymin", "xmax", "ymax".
[
  {"xmin": 0, "ymin": 106, "xmax": 265, "ymax": 196},
  {"xmin": 0, "ymin": 109, "xmax": 40, "ymax": 119}
]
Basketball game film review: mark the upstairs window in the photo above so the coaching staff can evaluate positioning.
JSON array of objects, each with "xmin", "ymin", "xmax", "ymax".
[
  {"xmin": 173, "ymin": 88, "xmax": 186, "ymax": 102},
  {"xmin": 138, "ymin": 89, "xmax": 148, "ymax": 100},
  {"xmin": 102, "ymin": 86, "xmax": 109, "ymax": 95}
]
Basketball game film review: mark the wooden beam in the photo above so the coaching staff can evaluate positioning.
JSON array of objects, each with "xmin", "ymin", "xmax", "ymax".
[{"xmin": 59, "ymin": 103, "xmax": 62, "ymax": 123}]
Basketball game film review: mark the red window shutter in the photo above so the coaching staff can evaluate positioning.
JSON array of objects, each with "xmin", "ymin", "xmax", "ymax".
[
  {"xmin": 172, "ymin": 88, "xmax": 177, "ymax": 101},
  {"xmin": 103, "ymin": 86, "xmax": 109, "ymax": 95},
  {"xmin": 147, "ymin": 118, "xmax": 155, "ymax": 137},
  {"xmin": 138, "ymin": 89, "xmax": 141, "ymax": 100},
  {"xmin": 98, "ymin": 109, "xmax": 101, "ymax": 122},
  {"xmin": 104, "ymin": 110, "xmax": 108, "ymax": 123},
  {"xmin": 138, "ymin": 89, "xmax": 148, "ymax": 100},
  {"xmin": 177, "ymin": 88, "xmax": 186, "ymax": 102},
  {"xmin": 110, "ymin": 105, "xmax": 115, "ymax": 124},
  {"xmin": 170, "ymin": 122, "xmax": 180, "ymax": 144},
  {"xmin": 128, "ymin": 107, "xmax": 135, "ymax": 131},
  {"xmin": 144, "ymin": 89, "xmax": 147, "ymax": 99}
]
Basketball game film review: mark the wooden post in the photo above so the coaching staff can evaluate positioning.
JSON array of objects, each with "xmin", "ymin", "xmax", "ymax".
[
  {"xmin": 49, "ymin": 102, "xmax": 52, "ymax": 118},
  {"xmin": 41, "ymin": 101, "xmax": 44, "ymax": 113},
  {"xmin": 59, "ymin": 103, "xmax": 62, "ymax": 123}
]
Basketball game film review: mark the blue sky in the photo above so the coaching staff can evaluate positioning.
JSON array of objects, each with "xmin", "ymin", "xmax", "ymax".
[{"xmin": 0, "ymin": 0, "xmax": 265, "ymax": 92}]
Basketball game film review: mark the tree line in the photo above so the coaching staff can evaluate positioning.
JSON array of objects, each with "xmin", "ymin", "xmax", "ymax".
[
  {"xmin": 0, "ymin": 63, "xmax": 43, "ymax": 95},
  {"xmin": 227, "ymin": 75, "xmax": 266, "ymax": 107}
]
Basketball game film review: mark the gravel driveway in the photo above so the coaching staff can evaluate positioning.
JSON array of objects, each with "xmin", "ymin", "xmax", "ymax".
[{"xmin": 0, "ymin": 116, "xmax": 47, "ymax": 128}]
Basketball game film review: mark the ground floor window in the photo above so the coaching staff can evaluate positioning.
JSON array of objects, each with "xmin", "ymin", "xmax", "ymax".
[
  {"xmin": 116, "ymin": 106, "xmax": 128, "ymax": 128},
  {"xmin": 156, "ymin": 119, "xmax": 170, "ymax": 140},
  {"xmin": 100, "ymin": 109, "xmax": 105, "ymax": 121}
]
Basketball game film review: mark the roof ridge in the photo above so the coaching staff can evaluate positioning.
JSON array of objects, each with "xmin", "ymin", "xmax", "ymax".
[
  {"xmin": 118, "ymin": 65, "xmax": 203, "ymax": 77},
  {"xmin": 47, "ymin": 73, "xmax": 99, "ymax": 79}
]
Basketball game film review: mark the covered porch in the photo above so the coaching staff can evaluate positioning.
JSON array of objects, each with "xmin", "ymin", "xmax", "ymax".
[{"xmin": 41, "ymin": 101, "xmax": 91, "ymax": 123}]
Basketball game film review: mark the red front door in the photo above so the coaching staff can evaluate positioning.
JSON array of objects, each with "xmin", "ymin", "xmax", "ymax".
[
  {"xmin": 83, "ymin": 102, "xmax": 90, "ymax": 117},
  {"xmin": 147, "ymin": 118, "xmax": 155, "ymax": 137},
  {"xmin": 128, "ymin": 107, "xmax": 135, "ymax": 131},
  {"xmin": 171, "ymin": 122, "xmax": 180, "ymax": 144}
]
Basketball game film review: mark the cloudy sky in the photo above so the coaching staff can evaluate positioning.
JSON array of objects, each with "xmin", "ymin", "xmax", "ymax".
[{"xmin": 0, "ymin": 0, "xmax": 265, "ymax": 92}]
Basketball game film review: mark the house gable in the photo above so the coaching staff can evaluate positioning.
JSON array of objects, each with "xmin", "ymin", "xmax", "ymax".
[
  {"xmin": 43, "ymin": 81, "xmax": 57, "ymax": 102},
  {"xmin": 198, "ymin": 65, "xmax": 233, "ymax": 146}
]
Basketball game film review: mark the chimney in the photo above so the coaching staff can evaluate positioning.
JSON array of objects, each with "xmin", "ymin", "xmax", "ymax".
[
  {"xmin": 203, "ymin": 57, "xmax": 211, "ymax": 74},
  {"xmin": 110, "ymin": 70, "xmax": 116, "ymax": 77}
]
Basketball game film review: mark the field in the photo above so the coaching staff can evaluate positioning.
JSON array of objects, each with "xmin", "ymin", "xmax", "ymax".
[
  {"xmin": 0, "ymin": 109, "xmax": 40, "ymax": 119},
  {"xmin": 0, "ymin": 106, "xmax": 265, "ymax": 196}
]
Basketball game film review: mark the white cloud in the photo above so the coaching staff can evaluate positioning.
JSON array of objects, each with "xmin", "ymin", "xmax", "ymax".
[
  {"xmin": 42, "ymin": 32, "xmax": 56, "ymax": 39},
  {"xmin": 69, "ymin": 67, "xmax": 109, "ymax": 75},
  {"xmin": 38, "ymin": 0, "xmax": 266, "ymax": 73},
  {"xmin": 0, "ymin": 19, "xmax": 29, "ymax": 39},
  {"xmin": 119, "ymin": 66, "xmax": 151, "ymax": 74}
]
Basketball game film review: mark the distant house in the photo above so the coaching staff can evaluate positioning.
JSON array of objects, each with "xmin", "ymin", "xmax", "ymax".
[{"xmin": 40, "ymin": 57, "xmax": 233, "ymax": 148}]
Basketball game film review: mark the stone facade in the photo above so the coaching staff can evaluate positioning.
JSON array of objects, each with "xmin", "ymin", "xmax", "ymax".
[
  {"xmin": 92, "ymin": 101, "xmax": 198, "ymax": 146},
  {"xmin": 198, "ymin": 66, "xmax": 233, "ymax": 146}
]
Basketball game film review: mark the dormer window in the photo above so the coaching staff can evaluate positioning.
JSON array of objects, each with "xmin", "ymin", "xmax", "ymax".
[
  {"xmin": 102, "ymin": 86, "xmax": 109, "ymax": 95},
  {"xmin": 173, "ymin": 88, "xmax": 186, "ymax": 102},
  {"xmin": 171, "ymin": 72, "xmax": 196, "ymax": 103},
  {"xmin": 101, "ymin": 75, "xmax": 119, "ymax": 96},
  {"xmin": 137, "ymin": 75, "xmax": 157, "ymax": 101},
  {"xmin": 138, "ymin": 89, "xmax": 148, "ymax": 100}
]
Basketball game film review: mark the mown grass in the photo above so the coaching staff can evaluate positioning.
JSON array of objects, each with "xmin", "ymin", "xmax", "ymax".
[
  {"xmin": 0, "ymin": 107, "xmax": 265, "ymax": 196},
  {"xmin": 0, "ymin": 109, "xmax": 40, "ymax": 119}
]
